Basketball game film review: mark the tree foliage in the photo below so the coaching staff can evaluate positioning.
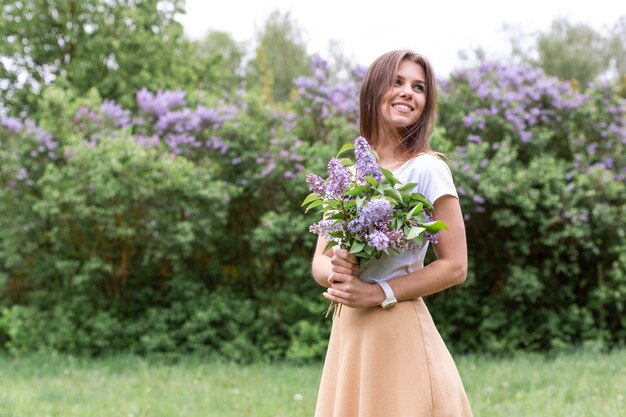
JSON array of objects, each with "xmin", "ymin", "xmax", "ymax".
[
  {"xmin": 536, "ymin": 19, "xmax": 610, "ymax": 87},
  {"xmin": 248, "ymin": 11, "xmax": 310, "ymax": 102},
  {"xmin": 0, "ymin": 0, "xmax": 215, "ymax": 115}
]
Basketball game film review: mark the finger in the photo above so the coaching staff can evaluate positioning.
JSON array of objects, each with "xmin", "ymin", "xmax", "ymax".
[
  {"xmin": 345, "ymin": 252, "xmax": 359, "ymax": 265},
  {"xmin": 330, "ymin": 264, "xmax": 357, "ymax": 276},
  {"xmin": 331, "ymin": 255, "xmax": 358, "ymax": 272},
  {"xmin": 334, "ymin": 249, "xmax": 359, "ymax": 265},
  {"xmin": 324, "ymin": 287, "xmax": 349, "ymax": 303},
  {"xmin": 327, "ymin": 272, "xmax": 351, "ymax": 285},
  {"xmin": 331, "ymin": 260, "xmax": 360, "ymax": 278}
]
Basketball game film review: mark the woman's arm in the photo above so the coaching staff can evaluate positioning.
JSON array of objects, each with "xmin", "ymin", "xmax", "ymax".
[
  {"xmin": 311, "ymin": 236, "xmax": 333, "ymax": 288},
  {"xmin": 322, "ymin": 195, "xmax": 467, "ymax": 308},
  {"xmin": 386, "ymin": 194, "xmax": 467, "ymax": 300}
]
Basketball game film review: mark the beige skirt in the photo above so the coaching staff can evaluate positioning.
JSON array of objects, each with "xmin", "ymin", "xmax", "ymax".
[{"xmin": 314, "ymin": 298, "xmax": 473, "ymax": 417}]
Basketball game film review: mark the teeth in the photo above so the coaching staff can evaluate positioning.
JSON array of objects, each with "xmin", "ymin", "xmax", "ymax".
[{"xmin": 393, "ymin": 104, "xmax": 412, "ymax": 111}]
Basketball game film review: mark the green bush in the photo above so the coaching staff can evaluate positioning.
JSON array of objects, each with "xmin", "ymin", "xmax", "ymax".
[{"xmin": 1, "ymin": 58, "xmax": 625, "ymax": 360}]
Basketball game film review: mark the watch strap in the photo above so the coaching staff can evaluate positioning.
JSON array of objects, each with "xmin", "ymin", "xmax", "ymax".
[{"xmin": 377, "ymin": 281, "xmax": 397, "ymax": 308}]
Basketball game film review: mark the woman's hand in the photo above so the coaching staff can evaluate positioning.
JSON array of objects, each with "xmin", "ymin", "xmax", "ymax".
[{"xmin": 323, "ymin": 249, "xmax": 384, "ymax": 308}]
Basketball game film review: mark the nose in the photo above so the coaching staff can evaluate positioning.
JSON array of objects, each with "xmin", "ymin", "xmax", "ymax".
[{"xmin": 399, "ymin": 84, "xmax": 413, "ymax": 98}]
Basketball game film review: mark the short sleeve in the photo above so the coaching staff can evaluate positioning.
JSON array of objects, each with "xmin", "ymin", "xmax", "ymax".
[{"xmin": 403, "ymin": 154, "xmax": 458, "ymax": 204}]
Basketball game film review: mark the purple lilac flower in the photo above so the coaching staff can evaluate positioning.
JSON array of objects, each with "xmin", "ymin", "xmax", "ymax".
[
  {"xmin": 348, "ymin": 198, "xmax": 393, "ymax": 234},
  {"xmin": 309, "ymin": 220, "xmax": 344, "ymax": 240},
  {"xmin": 74, "ymin": 107, "xmax": 99, "ymax": 124},
  {"xmin": 463, "ymin": 115, "xmax": 475, "ymax": 127},
  {"xmin": 135, "ymin": 134, "xmax": 160, "ymax": 147},
  {"xmin": 207, "ymin": 135, "xmax": 228, "ymax": 154},
  {"xmin": 1, "ymin": 117, "xmax": 23, "ymax": 132},
  {"xmin": 136, "ymin": 88, "xmax": 187, "ymax": 117},
  {"xmin": 16, "ymin": 168, "xmax": 28, "ymax": 181},
  {"xmin": 354, "ymin": 136, "xmax": 382, "ymax": 184},
  {"xmin": 367, "ymin": 230, "xmax": 390, "ymax": 251},
  {"xmin": 99, "ymin": 99, "xmax": 131, "ymax": 128},
  {"xmin": 155, "ymin": 109, "xmax": 194, "ymax": 133},
  {"xmin": 195, "ymin": 106, "xmax": 223, "ymax": 126},
  {"xmin": 325, "ymin": 157, "xmax": 350, "ymax": 199},
  {"xmin": 473, "ymin": 195, "xmax": 486, "ymax": 204},
  {"xmin": 306, "ymin": 174, "xmax": 325, "ymax": 195},
  {"xmin": 261, "ymin": 160, "xmax": 277, "ymax": 177}
]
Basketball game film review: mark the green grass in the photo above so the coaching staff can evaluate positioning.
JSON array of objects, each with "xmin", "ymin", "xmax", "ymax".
[{"xmin": 0, "ymin": 349, "xmax": 625, "ymax": 417}]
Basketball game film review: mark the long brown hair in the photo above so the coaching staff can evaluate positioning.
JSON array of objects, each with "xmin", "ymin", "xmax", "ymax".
[{"xmin": 359, "ymin": 50, "xmax": 438, "ymax": 159}]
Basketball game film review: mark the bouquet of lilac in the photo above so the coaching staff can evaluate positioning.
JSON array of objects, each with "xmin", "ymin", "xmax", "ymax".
[{"xmin": 303, "ymin": 137, "xmax": 447, "ymax": 316}]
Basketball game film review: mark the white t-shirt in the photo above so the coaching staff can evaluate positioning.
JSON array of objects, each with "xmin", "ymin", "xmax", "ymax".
[{"xmin": 359, "ymin": 153, "xmax": 459, "ymax": 283}]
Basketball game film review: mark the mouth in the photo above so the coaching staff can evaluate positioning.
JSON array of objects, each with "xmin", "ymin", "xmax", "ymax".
[{"xmin": 392, "ymin": 103, "xmax": 414, "ymax": 112}]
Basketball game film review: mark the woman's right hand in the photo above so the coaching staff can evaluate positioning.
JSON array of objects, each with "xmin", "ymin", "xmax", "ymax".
[
  {"xmin": 329, "ymin": 249, "xmax": 360, "ymax": 283},
  {"xmin": 324, "ymin": 249, "xmax": 383, "ymax": 308}
]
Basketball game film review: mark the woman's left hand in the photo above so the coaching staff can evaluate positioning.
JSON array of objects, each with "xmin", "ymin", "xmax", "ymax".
[{"xmin": 324, "ymin": 249, "xmax": 384, "ymax": 308}]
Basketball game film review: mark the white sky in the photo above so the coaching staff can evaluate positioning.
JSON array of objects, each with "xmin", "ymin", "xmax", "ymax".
[{"xmin": 178, "ymin": 0, "xmax": 624, "ymax": 76}]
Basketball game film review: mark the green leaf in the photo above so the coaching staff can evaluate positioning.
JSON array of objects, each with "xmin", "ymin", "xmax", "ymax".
[
  {"xmin": 384, "ymin": 186, "xmax": 403, "ymax": 202},
  {"xmin": 422, "ymin": 220, "xmax": 448, "ymax": 233},
  {"xmin": 397, "ymin": 182, "xmax": 418, "ymax": 192},
  {"xmin": 411, "ymin": 193, "xmax": 434, "ymax": 208},
  {"xmin": 408, "ymin": 202, "xmax": 424, "ymax": 217},
  {"xmin": 340, "ymin": 157, "xmax": 354, "ymax": 166},
  {"xmin": 380, "ymin": 167, "xmax": 401, "ymax": 186},
  {"xmin": 345, "ymin": 185, "xmax": 370, "ymax": 196},
  {"xmin": 304, "ymin": 199, "xmax": 326, "ymax": 212},
  {"xmin": 349, "ymin": 240, "xmax": 365, "ymax": 254},
  {"xmin": 301, "ymin": 192, "xmax": 321, "ymax": 207},
  {"xmin": 366, "ymin": 177, "xmax": 378, "ymax": 188},
  {"xmin": 356, "ymin": 195, "xmax": 365, "ymax": 210},
  {"xmin": 406, "ymin": 226, "xmax": 426, "ymax": 240},
  {"xmin": 336, "ymin": 143, "xmax": 355, "ymax": 157},
  {"xmin": 324, "ymin": 240, "xmax": 339, "ymax": 252}
]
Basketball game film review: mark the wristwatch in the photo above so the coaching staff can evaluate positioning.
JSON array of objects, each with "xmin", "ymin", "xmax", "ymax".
[{"xmin": 377, "ymin": 281, "xmax": 397, "ymax": 309}]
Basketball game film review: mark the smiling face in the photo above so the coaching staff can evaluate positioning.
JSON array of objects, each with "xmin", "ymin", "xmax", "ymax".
[{"xmin": 380, "ymin": 60, "xmax": 426, "ymax": 129}]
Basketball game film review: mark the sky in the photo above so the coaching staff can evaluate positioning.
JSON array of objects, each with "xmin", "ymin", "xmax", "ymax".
[{"xmin": 178, "ymin": 0, "xmax": 624, "ymax": 76}]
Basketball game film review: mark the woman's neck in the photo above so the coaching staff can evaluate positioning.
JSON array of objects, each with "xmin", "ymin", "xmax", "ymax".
[{"xmin": 375, "ymin": 143, "xmax": 404, "ymax": 171}]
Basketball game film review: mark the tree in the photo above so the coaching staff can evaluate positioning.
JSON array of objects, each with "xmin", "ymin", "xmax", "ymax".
[
  {"xmin": 535, "ymin": 19, "xmax": 609, "ymax": 87},
  {"xmin": 192, "ymin": 30, "xmax": 245, "ymax": 94},
  {"xmin": 0, "ymin": 0, "xmax": 213, "ymax": 115},
  {"xmin": 248, "ymin": 10, "xmax": 310, "ymax": 102},
  {"xmin": 608, "ymin": 16, "xmax": 626, "ymax": 77}
]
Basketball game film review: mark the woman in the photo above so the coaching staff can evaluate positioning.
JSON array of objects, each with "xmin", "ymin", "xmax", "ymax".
[{"xmin": 312, "ymin": 50, "xmax": 474, "ymax": 417}]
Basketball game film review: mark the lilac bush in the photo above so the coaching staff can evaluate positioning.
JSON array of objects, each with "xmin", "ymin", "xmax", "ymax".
[
  {"xmin": 293, "ymin": 54, "xmax": 360, "ymax": 143},
  {"xmin": 432, "ymin": 62, "xmax": 626, "ymax": 352},
  {"xmin": 0, "ymin": 117, "xmax": 59, "ymax": 189}
]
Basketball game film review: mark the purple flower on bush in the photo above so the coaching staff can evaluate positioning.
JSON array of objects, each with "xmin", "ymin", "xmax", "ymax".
[
  {"xmin": 325, "ymin": 157, "xmax": 350, "ymax": 199},
  {"xmin": 473, "ymin": 195, "xmax": 486, "ymax": 204},
  {"xmin": 100, "ymin": 99, "xmax": 131, "ymax": 128},
  {"xmin": 354, "ymin": 136, "xmax": 382, "ymax": 184},
  {"xmin": 1, "ymin": 117, "xmax": 23, "ymax": 132},
  {"xmin": 137, "ymin": 88, "xmax": 187, "ymax": 117}
]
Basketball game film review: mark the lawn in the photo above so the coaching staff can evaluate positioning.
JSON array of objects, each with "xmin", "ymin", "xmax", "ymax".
[{"xmin": 0, "ymin": 349, "xmax": 624, "ymax": 417}]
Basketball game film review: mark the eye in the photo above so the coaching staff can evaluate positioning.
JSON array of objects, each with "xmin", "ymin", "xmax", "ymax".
[
  {"xmin": 413, "ymin": 84, "xmax": 425, "ymax": 92},
  {"xmin": 393, "ymin": 78, "xmax": 402, "ymax": 86}
]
